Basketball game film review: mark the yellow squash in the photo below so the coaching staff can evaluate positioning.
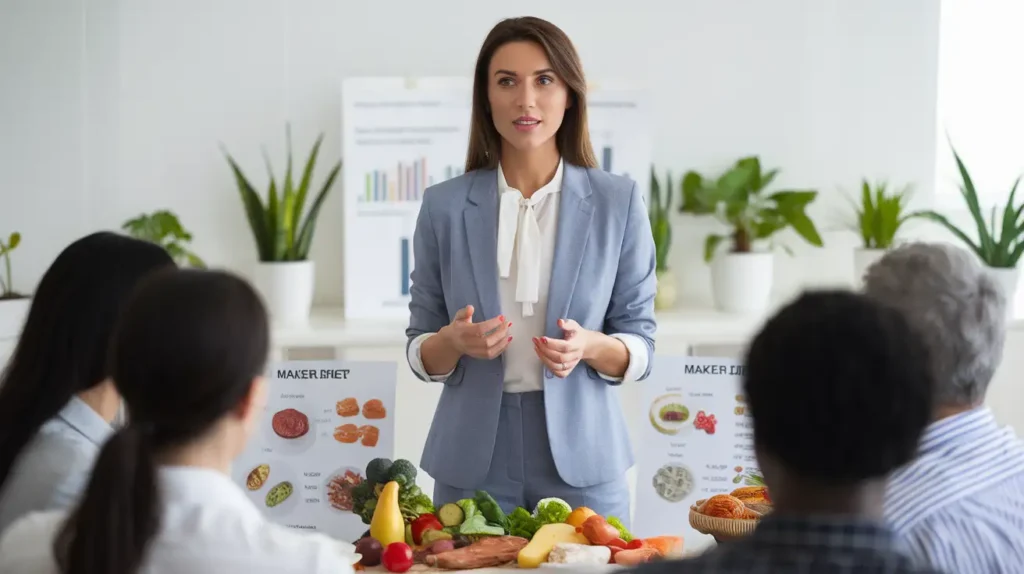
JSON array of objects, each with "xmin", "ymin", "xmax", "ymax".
[{"xmin": 370, "ymin": 481, "xmax": 404, "ymax": 547}]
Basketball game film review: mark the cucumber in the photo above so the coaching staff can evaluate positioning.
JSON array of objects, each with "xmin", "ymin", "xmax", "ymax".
[{"xmin": 438, "ymin": 502, "xmax": 465, "ymax": 527}]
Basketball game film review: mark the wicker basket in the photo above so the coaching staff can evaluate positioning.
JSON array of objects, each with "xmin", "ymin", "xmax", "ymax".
[{"xmin": 688, "ymin": 499, "xmax": 763, "ymax": 538}]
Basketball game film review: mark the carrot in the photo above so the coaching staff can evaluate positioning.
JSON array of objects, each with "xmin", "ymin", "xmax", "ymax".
[
  {"xmin": 613, "ymin": 547, "xmax": 659, "ymax": 565},
  {"xmin": 643, "ymin": 536, "xmax": 684, "ymax": 558}
]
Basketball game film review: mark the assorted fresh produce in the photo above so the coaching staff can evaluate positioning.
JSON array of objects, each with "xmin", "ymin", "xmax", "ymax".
[{"xmin": 352, "ymin": 478, "xmax": 684, "ymax": 571}]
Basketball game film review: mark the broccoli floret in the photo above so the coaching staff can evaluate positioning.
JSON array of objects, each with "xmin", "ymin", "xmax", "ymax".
[
  {"xmin": 351, "ymin": 481, "xmax": 375, "ymax": 515},
  {"xmin": 507, "ymin": 507, "xmax": 541, "ymax": 539},
  {"xmin": 389, "ymin": 459, "xmax": 418, "ymax": 484},
  {"xmin": 359, "ymin": 497, "xmax": 378, "ymax": 524},
  {"xmin": 366, "ymin": 458, "xmax": 393, "ymax": 484}
]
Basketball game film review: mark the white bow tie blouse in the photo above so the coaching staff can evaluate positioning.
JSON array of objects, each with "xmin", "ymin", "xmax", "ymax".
[{"xmin": 408, "ymin": 158, "xmax": 648, "ymax": 393}]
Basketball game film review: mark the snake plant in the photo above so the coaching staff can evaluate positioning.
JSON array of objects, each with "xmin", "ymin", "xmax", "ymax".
[
  {"xmin": 223, "ymin": 127, "xmax": 341, "ymax": 262},
  {"xmin": 649, "ymin": 167, "xmax": 672, "ymax": 272},
  {"xmin": 908, "ymin": 143, "xmax": 1024, "ymax": 268}
]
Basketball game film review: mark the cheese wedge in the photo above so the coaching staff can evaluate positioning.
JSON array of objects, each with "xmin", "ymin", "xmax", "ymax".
[{"xmin": 517, "ymin": 523, "xmax": 590, "ymax": 568}]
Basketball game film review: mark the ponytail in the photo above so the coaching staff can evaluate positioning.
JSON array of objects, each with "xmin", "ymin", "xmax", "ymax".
[{"xmin": 54, "ymin": 425, "xmax": 161, "ymax": 574}]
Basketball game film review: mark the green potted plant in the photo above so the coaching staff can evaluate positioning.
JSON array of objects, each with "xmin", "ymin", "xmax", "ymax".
[
  {"xmin": 223, "ymin": 127, "xmax": 341, "ymax": 325},
  {"xmin": 908, "ymin": 142, "xmax": 1024, "ymax": 317},
  {"xmin": 846, "ymin": 180, "xmax": 913, "ymax": 284},
  {"xmin": 0, "ymin": 231, "xmax": 30, "ymax": 341},
  {"xmin": 122, "ymin": 210, "xmax": 206, "ymax": 268},
  {"xmin": 649, "ymin": 167, "xmax": 675, "ymax": 310},
  {"xmin": 680, "ymin": 156, "xmax": 823, "ymax": 313}
]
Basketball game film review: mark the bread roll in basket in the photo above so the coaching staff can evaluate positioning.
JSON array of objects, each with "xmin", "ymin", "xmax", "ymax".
[{"xmin": 688, "ymin": 494, "xmax": 770, "ymax": 538}]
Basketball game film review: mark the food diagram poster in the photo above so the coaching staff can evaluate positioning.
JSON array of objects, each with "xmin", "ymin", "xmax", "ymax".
[
  {"xmin": 632, "ymin": 356, "xmax": 762, "ymax": 546},
  {"xmin": 231, "ymin": 361, "xmax": 397, "ymax": 542}
]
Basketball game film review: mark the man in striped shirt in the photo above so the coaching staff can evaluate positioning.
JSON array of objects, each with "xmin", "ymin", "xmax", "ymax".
[{"xmin": 864, "ymin": 242, "xmax": 1024, "ymax": 573}]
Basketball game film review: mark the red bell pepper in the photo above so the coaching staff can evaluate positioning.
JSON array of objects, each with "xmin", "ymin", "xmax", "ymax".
[
  {"xmin": 606, "ymin": 538, "xmax": 628, "ymax": 549},
  {"xmin": 410, "ymin": 514, "xmax": 444, "ymax": 545}
]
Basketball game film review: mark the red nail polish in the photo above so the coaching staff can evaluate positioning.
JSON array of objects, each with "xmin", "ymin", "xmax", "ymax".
[
  {"xmin": 508, "ymin": 336, "xmax": 513, "ymax": 342},
  {"xmin": 499, "ymin": 315, "xmax": 505, "ymax": 322},
  {"xmin": 542, "ymin": 337, "xmax": 548, "ymax": 344},
  {"xmin": 508, "ymin": 322, "xmax": 513, "ymax": 328}
]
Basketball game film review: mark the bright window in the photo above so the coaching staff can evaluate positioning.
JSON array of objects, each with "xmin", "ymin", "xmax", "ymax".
[{"xmin": 934, "ymin": 0, "xmax": 1024, "ymax": 209}]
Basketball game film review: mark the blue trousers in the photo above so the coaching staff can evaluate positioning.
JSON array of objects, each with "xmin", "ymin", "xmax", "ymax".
[{"xmin": 432, "ymin": 391, "xmax": 631, "ymax": 528}]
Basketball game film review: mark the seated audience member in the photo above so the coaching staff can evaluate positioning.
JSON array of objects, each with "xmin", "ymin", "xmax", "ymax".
[
  {"xmin": 629, "ymin": 290, "xmax": 943, "ymax": 573},
  {"xmin": 0, "ymin": 268, "xmax": 359, "ymax": 573},
  {"xmin": 864, "ymin": 242, "xmax": 1024, "ymax": 573},
  {"xmin": 0, "ymin": 232, "xmax": 173, "ymax": 534}
]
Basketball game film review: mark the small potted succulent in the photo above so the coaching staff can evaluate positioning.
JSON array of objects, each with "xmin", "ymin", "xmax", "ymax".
[
  {"xmin": 0, "ymin": 232, "xmax": 30, "ymax": 342},
  {"xmin": 846, "ymin": 180, "xmax": 913, "ymax": 285}
]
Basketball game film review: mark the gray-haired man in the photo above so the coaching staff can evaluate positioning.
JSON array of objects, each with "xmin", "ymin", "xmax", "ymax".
[{"xmin": 864, "ymin": 242, "xmax": 1024, "ymax": 573}]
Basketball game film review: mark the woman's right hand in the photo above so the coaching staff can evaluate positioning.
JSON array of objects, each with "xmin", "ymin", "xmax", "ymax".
[{"xmin": 441, "ymin": 305, "xmax": 512, "ymax": 360}]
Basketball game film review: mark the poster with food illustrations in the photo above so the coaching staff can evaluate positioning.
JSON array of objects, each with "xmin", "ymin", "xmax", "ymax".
[
  {"xmin": 230, "ymin": 361, "xmax": 397, "ymax": 543},
  {"xmin": 632, "ymin": 356, "xmax": 764, "ymax": 547}
]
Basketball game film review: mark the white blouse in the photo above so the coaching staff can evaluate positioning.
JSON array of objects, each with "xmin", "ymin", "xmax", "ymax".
[
  {"xmin": 0, "ymin": 466, "xmax": 359, "ymax": 574},
  {"xmin": 408, "ymin": 159, "xmax": 648, "ymax": 393}
]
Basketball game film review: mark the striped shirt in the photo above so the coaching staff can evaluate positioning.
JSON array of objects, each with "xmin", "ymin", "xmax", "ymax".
[{"xmin": 885, "ymin": 407, "xmax": 1024, "ymax": 573}]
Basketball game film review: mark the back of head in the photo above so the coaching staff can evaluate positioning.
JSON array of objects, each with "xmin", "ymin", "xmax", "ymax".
[
  {"xmin": 55, "ymin": 268, "xmax": 270, "ymax": 574},
  {"xmin": 863, "ymin": 242, "xmax": 1006, "ymax": 406},
  {"xmin": 0, "ymin": 231, "xmax": 173, "ymax": 492},
  {"xmin": 465, "ymin": 16, "xmax": 596, "ymax": 171},
  {"xmin": 744, "ymin": 290, "xmax": 934, "ymax": 485}
]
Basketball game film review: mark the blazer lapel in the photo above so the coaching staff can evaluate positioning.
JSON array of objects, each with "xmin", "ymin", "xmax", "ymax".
[
  {"xmin": 463, "ymin": 170, "xmax": 502, "ymax": 321},
  {"xmin": 546, "ymin": 164, "xmax": 594, "ymax": 336}
]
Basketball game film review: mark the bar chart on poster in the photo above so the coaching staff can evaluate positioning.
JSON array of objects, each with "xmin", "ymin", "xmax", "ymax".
[
  {"xmin": 341, "ymin": 77, "xmax": 650, "ymax": 319},
  {"xmin": 342, "ymin": 77, "xmax": 472, "ymax": 320}
]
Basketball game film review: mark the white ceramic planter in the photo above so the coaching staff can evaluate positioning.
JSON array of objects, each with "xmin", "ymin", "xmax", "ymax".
[
  {"xmin": 655, "ymin": 268, "xmax": 677, "ymax": 310},
  {"xmin": 853, "ymin": 248, "xmax": 888, "ymax": 287},
  {"xmin": 988, "ymin": 266, "xmax": 1020, "ymax": 320},
  {"xmin": 710, "ymin": 252, "xmax": 774, "ymax": 314},
  {"xmin": 0, "ymin": 297, "xmax": 30, "ymax": 341},
  {"xmin": 252, "ymin": 260, "xmax": 315, "ymax": 326}
]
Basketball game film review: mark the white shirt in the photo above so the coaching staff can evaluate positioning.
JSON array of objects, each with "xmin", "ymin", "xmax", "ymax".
[
  {"xmin": 0, "ymin": 466, "xmax": 359, "ymax": 574},
  {"xmin": 408, "ymin": 159, "xmax": 649, "ymax": 392}
]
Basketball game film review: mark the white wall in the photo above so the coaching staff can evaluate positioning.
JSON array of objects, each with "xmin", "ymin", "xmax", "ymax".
[{"xmin": 0, "ymin": 0, "xmax": 941, "ymax": 308}]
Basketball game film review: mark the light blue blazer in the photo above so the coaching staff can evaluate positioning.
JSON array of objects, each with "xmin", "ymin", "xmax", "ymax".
[{"xmin": 406, "ymin": 162, "xmax": 657, "ymax": 489}]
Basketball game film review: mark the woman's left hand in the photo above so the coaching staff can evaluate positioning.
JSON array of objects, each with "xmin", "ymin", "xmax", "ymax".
[{"xmin": 533, "ymin": 318, "xmax": 592, "ymax": 378}]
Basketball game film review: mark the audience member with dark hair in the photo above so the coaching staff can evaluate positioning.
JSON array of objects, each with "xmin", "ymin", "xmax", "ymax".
[
  {"xmin": 0, "ymin": 232, "xmax": 173, "ymax": 534},
  {"xmin": 865, "ymin": 242, "xmax": 1024, "ymax": 573},
  {"xmin": 0, "ymin": 269, "xmax": 358, "ymax": 574},
  {"xmin": 628, "ymin": 290, "xmax": 943, "ymax": 573}
]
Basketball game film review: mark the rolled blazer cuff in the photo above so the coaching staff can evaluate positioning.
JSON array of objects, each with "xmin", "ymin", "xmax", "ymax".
[
  {"xmin": 595, "ymin": 333, "xmax": 649, "ymax": 385},
  {"xmin": 407, "ymin": 332, "xmax": 455, "ymax": 382}
]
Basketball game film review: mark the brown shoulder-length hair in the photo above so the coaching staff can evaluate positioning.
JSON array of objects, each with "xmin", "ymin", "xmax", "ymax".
[{"xmin": 465, "ymin": 17, "xmax": 598, "ymax": 172}]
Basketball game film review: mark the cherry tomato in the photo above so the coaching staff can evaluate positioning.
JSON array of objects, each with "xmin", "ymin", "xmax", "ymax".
[{"xmin": 381, "ymin": 542, "xmax": 414, "ymax": 573}]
